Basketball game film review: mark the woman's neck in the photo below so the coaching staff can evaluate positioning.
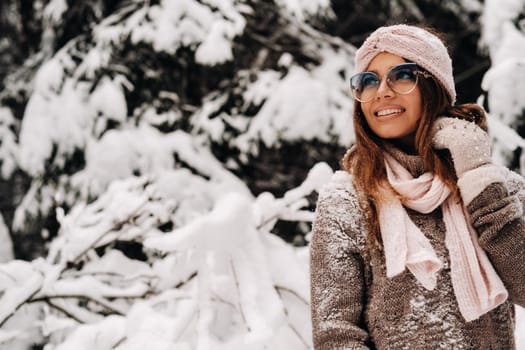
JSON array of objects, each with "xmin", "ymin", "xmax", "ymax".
[{"xmin": 382, "ymin": 141, "xmax": 426, "ymax": 177}]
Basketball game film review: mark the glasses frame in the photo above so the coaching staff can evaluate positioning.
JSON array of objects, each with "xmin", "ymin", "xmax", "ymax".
[{"xmin": 350, "ymin": 63, "xmax": 432, "ymax": 103}]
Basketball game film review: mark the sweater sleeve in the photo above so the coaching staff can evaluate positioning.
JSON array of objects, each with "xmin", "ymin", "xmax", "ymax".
[
  {"xmin": 459, "ymin": 166, "xmax": 525, "ymax": 307},
  {"xmin": 310, "ymin": 173, "xmax": 370, "ymax": 350}
]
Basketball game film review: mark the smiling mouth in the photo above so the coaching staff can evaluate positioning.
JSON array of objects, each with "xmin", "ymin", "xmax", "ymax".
[{"xmin": 375, "ymin": 108, "xmax": 405, "ymax": 117}]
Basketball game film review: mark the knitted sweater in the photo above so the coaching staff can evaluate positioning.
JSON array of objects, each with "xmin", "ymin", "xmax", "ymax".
[{"xmin": 310, "ymin": 148, "xmax": 525, "ymax": 349}]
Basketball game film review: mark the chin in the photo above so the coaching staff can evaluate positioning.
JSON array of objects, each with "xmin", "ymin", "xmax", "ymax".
[{"xmin": 376, "ymin": 132, "xmax": 407, "ymax": 140}]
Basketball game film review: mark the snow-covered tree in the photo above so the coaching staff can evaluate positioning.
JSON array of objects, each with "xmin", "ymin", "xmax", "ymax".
[
  {"xmin": 480, "ymin": 0, "xmax": 525, "ymax": 172},
  {"xmin": 0, "ymin": 0, "xmax": 524, "ymax": 348}
]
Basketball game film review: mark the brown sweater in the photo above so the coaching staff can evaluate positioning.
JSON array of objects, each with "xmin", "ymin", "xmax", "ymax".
[{"xmin": 310, "ymin": 149, "xmax": 525, "ymax": 349}]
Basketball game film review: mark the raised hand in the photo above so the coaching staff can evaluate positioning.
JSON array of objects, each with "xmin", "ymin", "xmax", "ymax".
[{"xmin": 431, "ymin": 117, "xmax": 492, "ymax": 177}]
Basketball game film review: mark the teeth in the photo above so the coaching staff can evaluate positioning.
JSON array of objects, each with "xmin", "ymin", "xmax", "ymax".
[{"xmin": 376, "ymin": 108, "xmax": 404, "ymax": 117}]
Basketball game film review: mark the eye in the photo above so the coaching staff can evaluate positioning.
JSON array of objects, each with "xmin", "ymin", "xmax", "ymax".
[
  {"xmin": 391, "ymin": 69, "xmax": 417, "ymax": 81},
  {"xmin": 360, "ymin": 73, "xmax": 380, "ymax": 89},
  {"xmin": 389, "ymin": 64, "xmax": 418, "ymax": 83}
]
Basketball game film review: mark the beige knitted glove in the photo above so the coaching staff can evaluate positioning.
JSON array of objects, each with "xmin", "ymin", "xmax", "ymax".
[{"xmin": 431, "ymin": 117, "xmax": 492, "ymax": 177}]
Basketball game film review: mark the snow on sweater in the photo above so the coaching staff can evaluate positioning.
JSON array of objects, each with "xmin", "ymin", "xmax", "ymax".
[{"xmin": 310, "ymin": 148, "xmax": 525, "ymax": 349}]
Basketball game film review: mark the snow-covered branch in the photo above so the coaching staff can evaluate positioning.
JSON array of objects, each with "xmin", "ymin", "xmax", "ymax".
[{"xmin": 0, "ymin": 161, "xmax": 332, "ymax": 349}]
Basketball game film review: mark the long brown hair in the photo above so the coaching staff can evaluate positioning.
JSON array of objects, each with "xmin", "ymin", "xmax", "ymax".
[{"xmin": 341, "ymin": 68, "xmax": 487, "ymax": 253}]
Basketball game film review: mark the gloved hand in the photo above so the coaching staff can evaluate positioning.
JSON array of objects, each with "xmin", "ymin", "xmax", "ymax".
[{"xmin": 431, "ymin": 117, "xmax": 492, "ymax": 177}]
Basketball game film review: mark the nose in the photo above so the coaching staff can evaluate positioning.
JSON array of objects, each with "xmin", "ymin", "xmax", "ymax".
[{"xmin": 375, "ymin": 78, "xmax": 394, "ymax": 100}]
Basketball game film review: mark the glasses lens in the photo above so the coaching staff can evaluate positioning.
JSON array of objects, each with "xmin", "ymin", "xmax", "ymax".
[
  {"xmin": 350, "ymin": 72, "xmax": 380, "ymax": 102},
  {"xmin": 386, "ymin": 63, "xmax": 418, "ymax": 94},
  {"xmin": 350, "ymin": 63, "xmax": 422, "ymax": 102}
]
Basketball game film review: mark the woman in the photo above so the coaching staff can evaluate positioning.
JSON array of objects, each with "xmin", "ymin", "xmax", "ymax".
[{"xmin": 310, "ymin": 24, "xmax": 525, "ymax": 349}]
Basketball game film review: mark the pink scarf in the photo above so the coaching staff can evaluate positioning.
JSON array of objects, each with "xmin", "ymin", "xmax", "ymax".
[{"xmin": 379, "ymin": 153, "xmax": 508, "ymax": 321}]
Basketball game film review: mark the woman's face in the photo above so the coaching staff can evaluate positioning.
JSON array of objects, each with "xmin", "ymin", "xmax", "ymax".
[{"xmin": 359, "ymin": 52, "xmax": 423, "ymax": 148}]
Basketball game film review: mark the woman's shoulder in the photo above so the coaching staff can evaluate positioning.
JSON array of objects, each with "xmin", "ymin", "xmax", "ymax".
[
  {"xmin": 319, "ymin": 169, "xmax": 356, "ymax": 193},
  {"xmin": 317, "ymin": 170, "xmax": 359, "ymax": 205},
  {"xmin": 314, "ymin": 170, "xmax": 367, "ymax": 249}
]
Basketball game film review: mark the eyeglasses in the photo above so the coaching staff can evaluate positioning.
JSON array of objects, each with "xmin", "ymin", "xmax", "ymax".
[{"xmin": 350, "ymin": 63, "xmax": 432, "ymax": 103}]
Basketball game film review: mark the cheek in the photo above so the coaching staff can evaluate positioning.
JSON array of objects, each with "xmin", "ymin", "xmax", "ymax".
[
  {"xmin": 410, "ymin": 91, "xmax": 423, "ymax": 115},
  {"xmin": 360, "ymin": 103, "xmax": 374, "ymax": 122}
]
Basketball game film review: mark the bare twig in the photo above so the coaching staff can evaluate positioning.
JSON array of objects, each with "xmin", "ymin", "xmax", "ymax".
[
  {"xmin": 31, "ymin": 294, "xmax": 126, "ymax": 315},
  {"xmin": 111, "ymin": 336, "xmax": 127, "ymax": 349},
  {"xmin": 274, "ymin": 285, "xmax": 308, "ymax": 306},
  {"xmin": 230, "ymin": 259, "xmax": 250, "ymax": 332},
  {"xmin": 63, "ymin": 270, "xmax": 157, "ymax": 285},
  {"xmin": 175, "ymin": 271, "xmax": 198, "ymax": 289},
  {"xmin": 0, "ymin": 273, "xmax": 43, "ymax": 327},
  {"xmin": 44, "ymin": 300, "xmax": 84, "ymax": 323},
  {"xmin": 275, "ymin": 286, "xmax": 310, "ymax": 348}
]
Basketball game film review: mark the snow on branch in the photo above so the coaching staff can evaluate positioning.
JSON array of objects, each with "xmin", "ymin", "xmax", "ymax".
[{"xmin": 0, "ymin": 161, "xmax": 333, "ymax": 349}]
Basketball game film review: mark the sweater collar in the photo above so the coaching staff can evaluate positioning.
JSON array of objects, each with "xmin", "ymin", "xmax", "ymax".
[{"xmin": 382, "ymin": 142, "xmax": 426, "ymax": 178}]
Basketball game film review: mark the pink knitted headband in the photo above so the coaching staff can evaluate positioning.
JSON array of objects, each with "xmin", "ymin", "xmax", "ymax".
[{"xmin": 355, "ymin": 24, "xmax": 456, "ymax": 104}]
